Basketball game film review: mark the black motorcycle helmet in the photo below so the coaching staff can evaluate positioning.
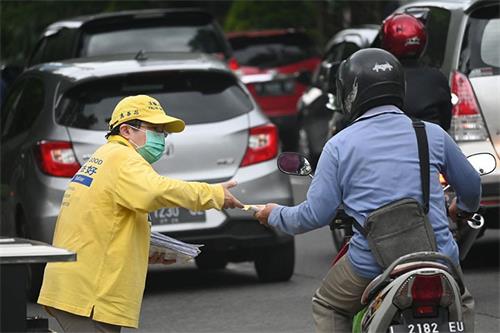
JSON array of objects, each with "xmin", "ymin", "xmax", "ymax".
[{"xmin": 334, "ymin": 48, "xmax": 405, "ymax": 123}]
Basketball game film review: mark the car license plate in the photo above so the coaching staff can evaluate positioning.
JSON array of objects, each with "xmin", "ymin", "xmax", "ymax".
[
  {"xmin": 389, "ymin": 321, "xmax": 464, "ymax": 333},
  {"xmin": 255, "ymin": 79, "xmax": 295, "ymax": 96},
  {"xmin": 149, "ymin": 208, "xmax": 206, "ymax": 225}
]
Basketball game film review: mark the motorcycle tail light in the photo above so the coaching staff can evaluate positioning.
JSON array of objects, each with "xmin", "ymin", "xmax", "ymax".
[
  {"xmin": 411, "ymin": 274, "xmax": 451, "ymax": 318},
  {"xmin": 414, "ymin": 304, "xmax": 437, "ymax": 317},
  {"xmin": 394, "ymin": 273, "xmax": 453, "ymax": 313},
  {"xmin": 449, "ymin": 71, "xmax": 488, "ymax": 142},
  {"xmin": 240, "ymin": 124, "xmax": 278, "ymax": 167},
  {"xmin": 34, "ymin": 141, "xmax": 81, "ymax": 177},
  {"xmin": 411, "ymin": 274, "xmax": 443, "ymax": 303}
]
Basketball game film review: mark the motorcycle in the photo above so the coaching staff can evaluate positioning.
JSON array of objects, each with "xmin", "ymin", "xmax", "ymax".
[{"xmin": 277, "ymin": 151, "xmax": 497, "ymax": 333}]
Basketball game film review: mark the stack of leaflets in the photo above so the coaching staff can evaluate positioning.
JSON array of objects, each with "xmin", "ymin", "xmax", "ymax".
[{"xmin": 150, "ymin": 231, "xmax": 203, "ymax": 263}]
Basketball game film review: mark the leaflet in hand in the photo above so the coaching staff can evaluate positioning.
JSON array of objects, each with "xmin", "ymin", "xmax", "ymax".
[
  {"xmin": 150, "ymin": 231, "xmax": 203, "ymax": 263},
  {"xmin": 241, "ymin": 205, "xmax": 263, "ymax": 213}
]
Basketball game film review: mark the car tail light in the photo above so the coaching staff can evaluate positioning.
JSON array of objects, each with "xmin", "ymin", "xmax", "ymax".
[
  {"xmin": 34, "ymin": 141, "xmax": 81, "ymax": 177},
  {"xmin": 450, "ymin": 71, "xmax": 488, "ymax": 142},
  {"xmin": 228, "ymin": 57, "xmax": 240, "ymax": 71},
  {"xmin": 240, "ymin": 124, "xmax": 278, "ymax": 167}
]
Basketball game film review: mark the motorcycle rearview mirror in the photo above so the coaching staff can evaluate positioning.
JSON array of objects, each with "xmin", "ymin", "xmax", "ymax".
[
  {"xmin": 277, "ymin": 152, "xmax": 313, "ymax": 177},
  {"xmin": 467, "ymin": 152, "xmax": 496, "ymax": 176},
  {"xmin": 325, "ymin": 62, "xmax": 341, "ymax": 111}
]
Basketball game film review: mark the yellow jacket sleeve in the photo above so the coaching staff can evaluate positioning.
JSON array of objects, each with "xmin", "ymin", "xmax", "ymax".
[{"xmin": 114, "ymin": 155, "xmax": 224, "ymax": 213}]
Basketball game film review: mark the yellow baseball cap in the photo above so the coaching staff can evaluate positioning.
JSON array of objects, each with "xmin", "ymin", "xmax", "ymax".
[{"xmin": 109, "ymin": 95, "xmax": 185, "ymax": 133}]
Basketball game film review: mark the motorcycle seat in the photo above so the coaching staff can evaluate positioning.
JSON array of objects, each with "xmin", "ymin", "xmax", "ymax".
[{"xmin": 361, "ymin": 261, "xmax": 451, "ymax": 304}]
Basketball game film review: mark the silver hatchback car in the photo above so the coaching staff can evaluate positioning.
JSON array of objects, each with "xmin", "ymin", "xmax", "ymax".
[
  {"xmin": 396, "ymin": 0, "xmax": 500, "ymax": 227},
  {"xmin": 0, "ymin": 53, "xmax": 295, "ymax": 296}
]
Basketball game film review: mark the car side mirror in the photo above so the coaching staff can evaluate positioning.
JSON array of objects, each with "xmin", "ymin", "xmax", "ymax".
[
  {"xmin": 277, "ymin": 152, "xmax": 313, "ymax": 177},
  {"xmin": 467, "ymin": 153, "xmax": 496, "ymax": 176}
]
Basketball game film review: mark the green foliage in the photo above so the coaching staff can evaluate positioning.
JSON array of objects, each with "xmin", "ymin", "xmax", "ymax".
[
  {"xmin": 0, "ymin": 0, "xmax": 395, "ymax": 65},
  {"xmin": 224, "ymin": 1, "xmax": 317, "ymax": 32},
  {"xmin": 0, "ymin": 0, "xmax": 160, "ymax": 64}
]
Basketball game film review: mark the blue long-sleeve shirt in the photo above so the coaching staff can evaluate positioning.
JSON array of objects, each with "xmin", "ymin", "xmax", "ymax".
[{"xmin": 269, "ymin": 105, "xmax": 481, "ymax": 279}]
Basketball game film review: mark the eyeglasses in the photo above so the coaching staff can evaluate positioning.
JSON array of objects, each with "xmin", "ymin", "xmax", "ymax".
[{"xmin": 129, "ymin": 125, "xmax": 169, "ymax": 138}]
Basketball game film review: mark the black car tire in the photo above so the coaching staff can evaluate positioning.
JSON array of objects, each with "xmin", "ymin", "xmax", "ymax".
[
  {"xmin": 195, "ymin": 253, "xmax": 228, "ymax": 270},
  {"xmin": 254, "ymin": 240, "xmax": 295, "ymax": 282}
]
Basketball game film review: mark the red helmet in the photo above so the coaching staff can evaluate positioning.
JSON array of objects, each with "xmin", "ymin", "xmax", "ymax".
[{"xmin": 381, "ymin": 13, "xmax": 427, "ymax": 59}]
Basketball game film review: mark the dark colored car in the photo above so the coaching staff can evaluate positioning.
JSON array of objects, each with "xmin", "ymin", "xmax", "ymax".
[
  {"xmin": 1, "ymin": 53, "xmax": 295, "ymax": 298},
  {"xmin": 297, "ymin": 25, "xmax": 379, "ymax": 166},
  {"xmin": 227, "ymin": 29, "xmax": 321, "ymax": 152},
  {"xmin": 27, "ymin": 8, "xmax": 234, "ymax": 67}
]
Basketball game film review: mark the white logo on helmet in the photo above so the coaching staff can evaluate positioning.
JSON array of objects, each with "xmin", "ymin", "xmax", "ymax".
[
  {"xmin": 372, "ymin": 62, "xmax": 394, "ymax": 72},
  {"xmin": 345, "ymin": 78, "xmax": 358, "ymax": 114},
  {"xmin": 405, "ymin": 36, "xmax": 421, "ymax": 46}
]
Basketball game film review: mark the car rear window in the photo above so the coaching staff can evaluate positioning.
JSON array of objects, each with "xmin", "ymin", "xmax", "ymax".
[
  {"xmin": 229, "ymin": 32, "xmax": 318, "ymax": 68},
  {"xmin": 55, "ymin": 71, "xmax": 253, "ymax": 130},
  {"xmin": 410, "ymin": 7, "xmax": 451, "ymax": 68},
  {"xmin": 80, "ymin": 19, "xmax": 227, "ymax": 57},
  {"xmin": 459, "ymin": 4, "xmax": 500, "ymax": 76}
]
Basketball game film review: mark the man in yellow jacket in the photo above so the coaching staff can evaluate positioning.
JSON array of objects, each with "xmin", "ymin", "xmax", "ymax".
[{"xmin": 38, "ymin": 95, "xmax": 243, "ymax": 332}]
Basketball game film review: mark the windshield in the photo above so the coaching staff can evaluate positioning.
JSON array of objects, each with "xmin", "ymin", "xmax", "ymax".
[
  {"xmin": 229, "ymin": 33, "xmax": 318, "ymax": 68},
  {"xmin": 459, "ymin": 4, "xmax": 500, "ymax": 76},
  {"xmin": 81, "ymin": 24, "xmax": 226, "ymax": 57},
  {"xmin": 56, "ymin": 71, "xmax": 253, "ymax": 130}
]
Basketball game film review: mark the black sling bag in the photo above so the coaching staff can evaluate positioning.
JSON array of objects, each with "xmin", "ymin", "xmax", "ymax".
[{"xmin": 352, "ymin": 120, "xmax": 437, "ymax": 268}]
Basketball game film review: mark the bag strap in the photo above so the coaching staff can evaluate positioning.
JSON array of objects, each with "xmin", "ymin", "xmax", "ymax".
[
  {"xmin": 412, "ymin": 120, "xmax": 430, "ymax": 214},
  {"xmin": 351, "ymin": 119, "xmax": 430, "ymax": 236},
  {"xmin": 352, "ymin": 219, "xmax": 368, "ymax": 237}
]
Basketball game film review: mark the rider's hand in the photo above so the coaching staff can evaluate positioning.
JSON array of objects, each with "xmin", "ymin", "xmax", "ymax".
[
  {"xmin": 255, "ymin": 203, "xmax": 278, "ymax": 226},
  {"xmin": 220, "ymin": 180, "xmax": 244, "ymax": 209},
  {"xmin": 448, "ymin": 198, "xmax": 474, "ymax": 227},
  {"xmin": 149, "ymin": 252, "xmax": 176, "ymax": 265}
]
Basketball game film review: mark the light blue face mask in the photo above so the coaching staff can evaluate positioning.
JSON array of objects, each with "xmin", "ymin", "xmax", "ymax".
[{"xmin": 130, "ymin": 127, "xmax": 166, "ymax": 164}]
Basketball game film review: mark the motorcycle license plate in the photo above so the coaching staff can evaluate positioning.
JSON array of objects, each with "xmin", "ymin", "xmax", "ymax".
[
  {"xmin": 389, "ymin": 321, "xmax": 464, "ymax": 333},
  {"xmin": 149, "ymin": 208, "xmax": 206, "ymax": 225}
]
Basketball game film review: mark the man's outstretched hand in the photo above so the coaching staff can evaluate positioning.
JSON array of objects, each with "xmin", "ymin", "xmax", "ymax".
[
  {"xmin": 220, "ymin": 180, "xmax": 244, "ymax": 209},
  {"xmin": 255, "ymin": 203, "xmax": 278, "ymax": 226}
]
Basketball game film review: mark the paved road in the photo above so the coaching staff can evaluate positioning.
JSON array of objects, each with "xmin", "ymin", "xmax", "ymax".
[{"xmin": 28, "ymin": 177, "xmax": 499, "ymax": 332}]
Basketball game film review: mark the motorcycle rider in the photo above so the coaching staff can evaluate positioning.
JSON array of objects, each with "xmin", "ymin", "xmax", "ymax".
[
  {"xmin": 381, "ymin": 13, "xmax": 452, "ymax": 131},
  {"xmin": 256, "ymin": 48, "xmax": 480, "ymax": 332}
]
